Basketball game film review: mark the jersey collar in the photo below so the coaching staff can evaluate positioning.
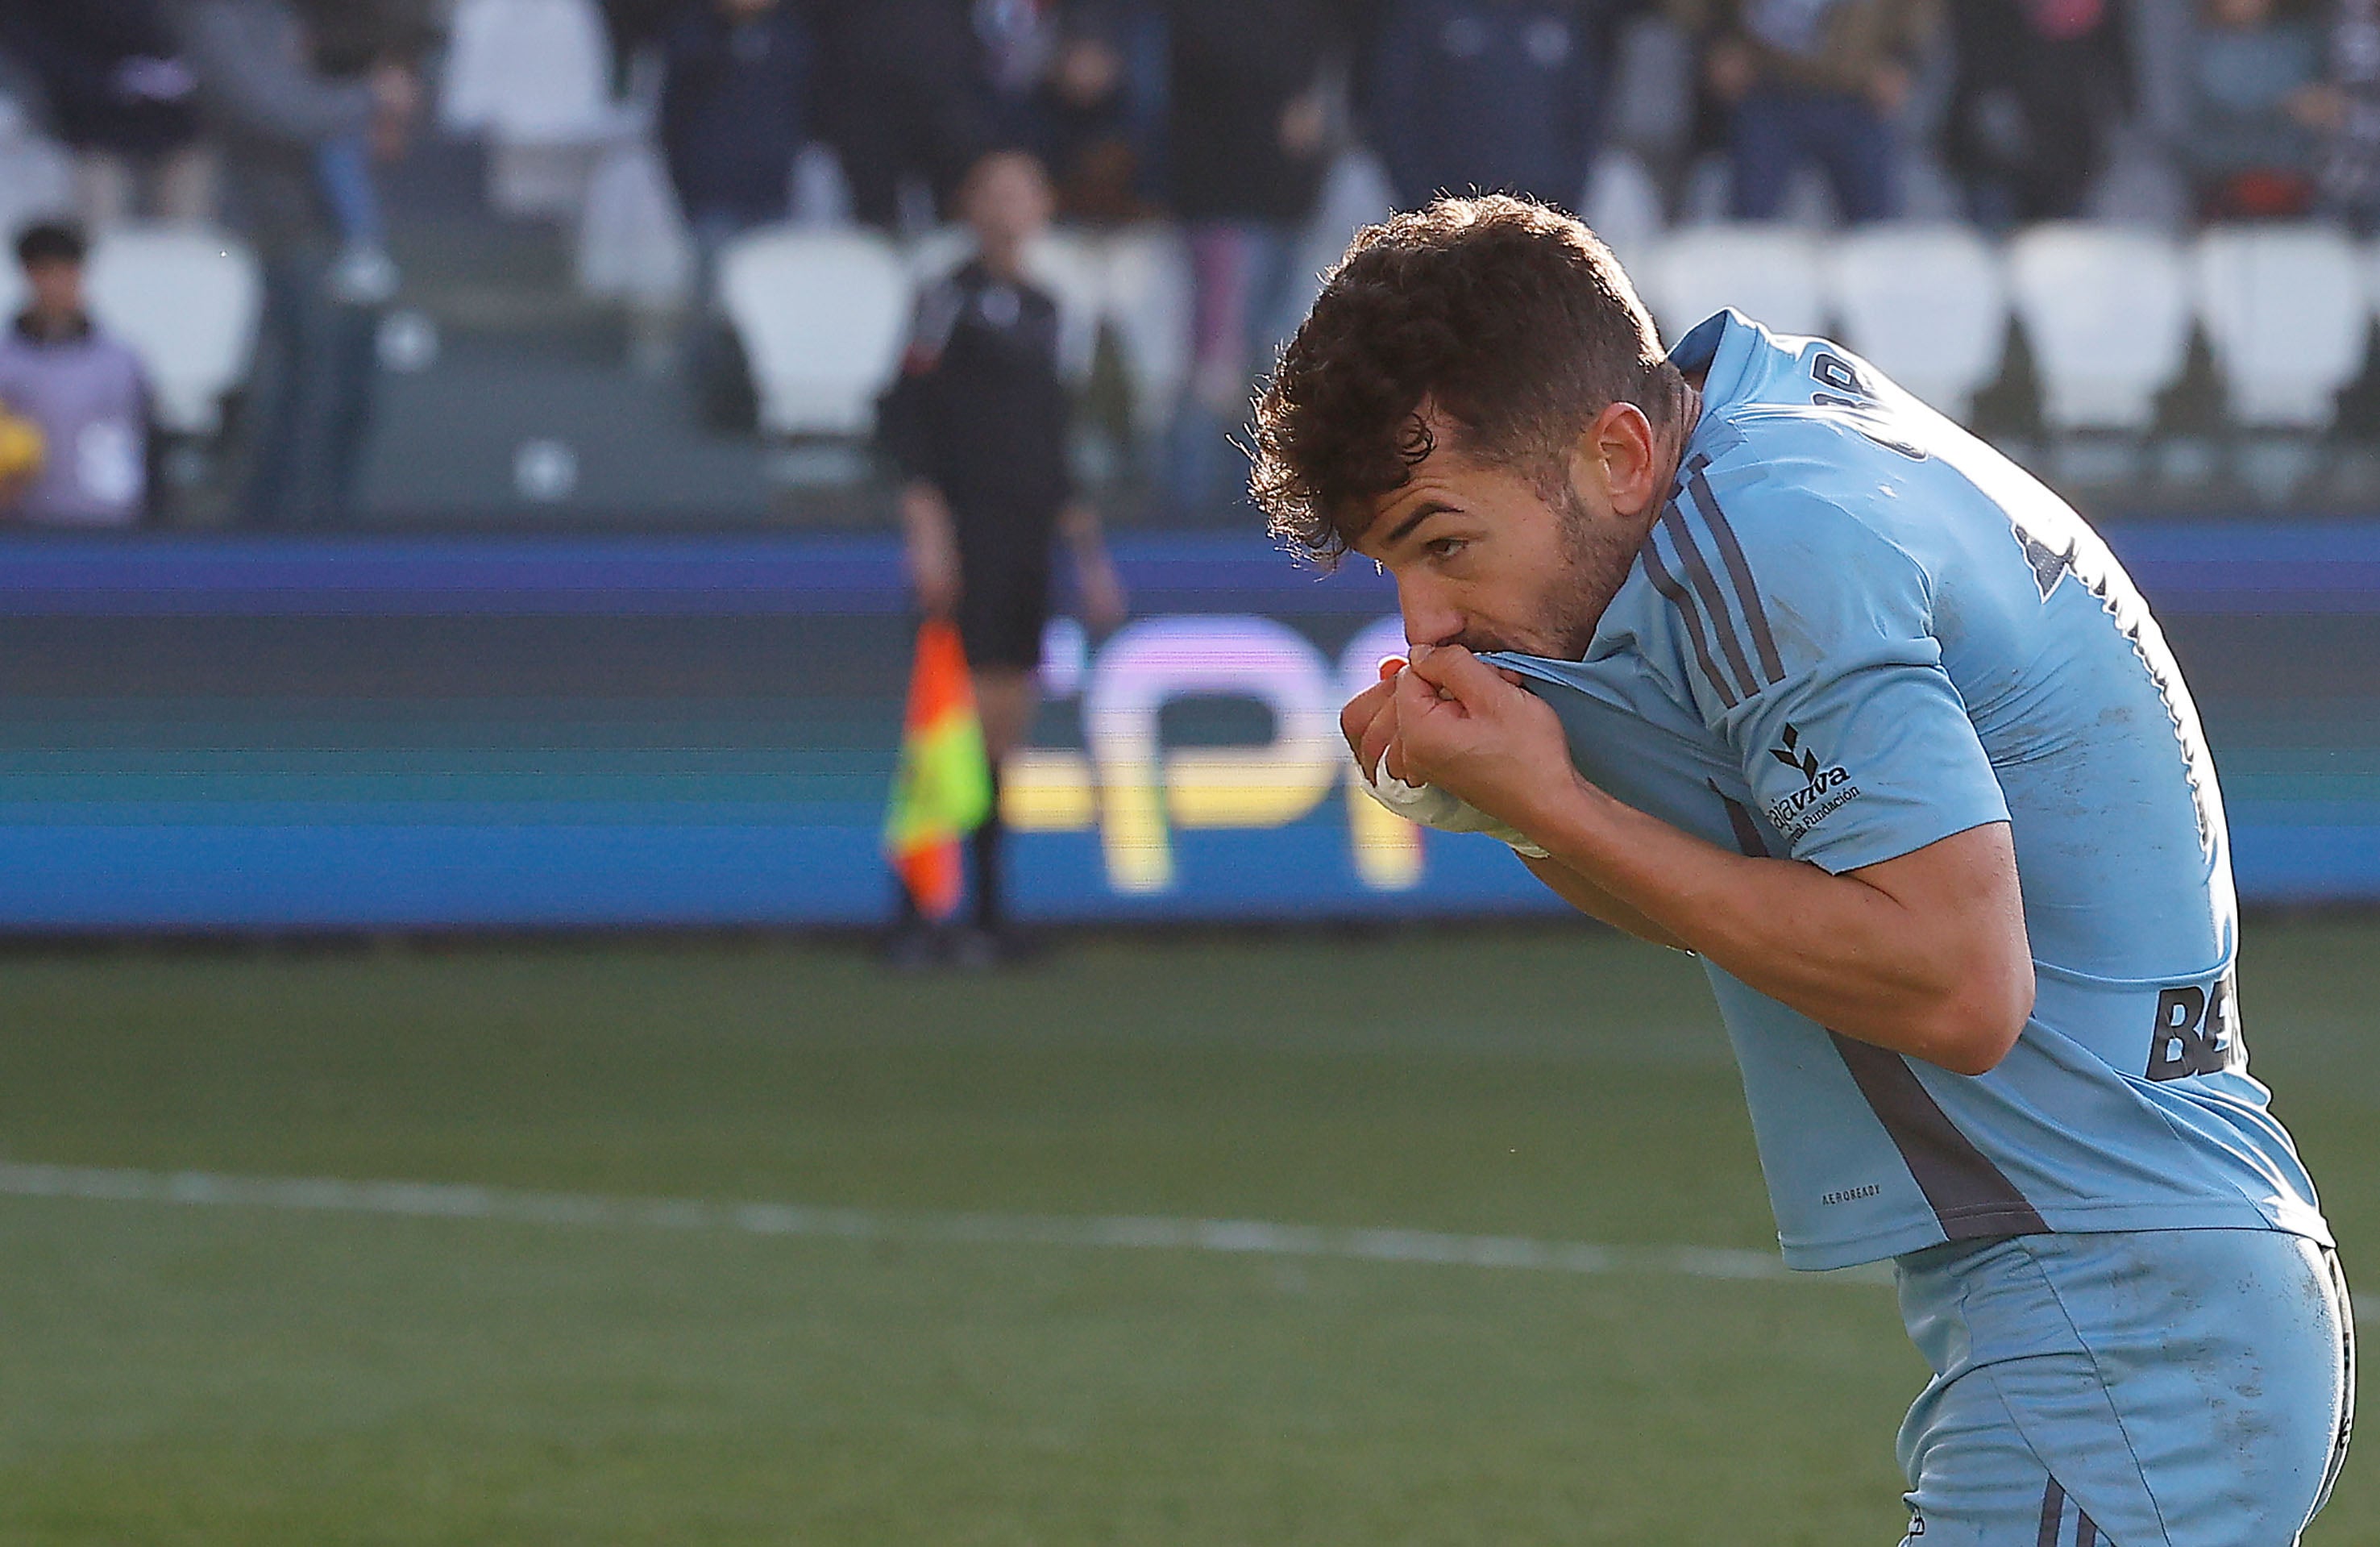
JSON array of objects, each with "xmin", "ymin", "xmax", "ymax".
[{"xmin": 1666, "ymin": 308, "xmax": 1764, "ymax": 476}]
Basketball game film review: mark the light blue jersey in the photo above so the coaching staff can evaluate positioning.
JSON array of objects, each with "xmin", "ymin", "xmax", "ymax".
[{"xmin": 1487, "ymin": 310, "xmax": 2330, "ymax": 1272}]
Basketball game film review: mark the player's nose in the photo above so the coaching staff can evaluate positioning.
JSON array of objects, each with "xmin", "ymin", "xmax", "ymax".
[{"xmin": 1397, "ymin": 584, "xmax": 1464, "ymax": 651}]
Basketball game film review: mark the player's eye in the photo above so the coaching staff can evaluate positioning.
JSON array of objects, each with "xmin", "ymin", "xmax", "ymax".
[{"xmin": 1425, "ymin": 536, "xmax": 1467, "ymax": 561}]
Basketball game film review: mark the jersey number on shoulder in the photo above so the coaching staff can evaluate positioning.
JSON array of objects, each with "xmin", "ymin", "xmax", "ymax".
[{"xmin": 1807, "ymin": 352, "xmax": 1929, "ymax": 461}]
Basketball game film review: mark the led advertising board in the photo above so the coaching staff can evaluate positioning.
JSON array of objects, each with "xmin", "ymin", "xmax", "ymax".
[{"xmin": 0, "ymin": 527, "xmax": 2372, "ymax": 929}]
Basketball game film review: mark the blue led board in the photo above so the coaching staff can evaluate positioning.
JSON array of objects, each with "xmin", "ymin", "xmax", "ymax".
[{"xmin": 0, "ymin": 524, "xmax": 2373, "ymax": 930}]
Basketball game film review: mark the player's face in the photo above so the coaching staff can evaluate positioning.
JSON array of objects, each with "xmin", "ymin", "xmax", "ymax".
[{"xmin": 1348, "ymin": 408, "xmax": 1651, "ymax": 661}]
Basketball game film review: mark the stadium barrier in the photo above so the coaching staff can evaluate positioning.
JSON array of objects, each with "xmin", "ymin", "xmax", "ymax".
[{"xmin": 0, "ymin": 527, "xmax": 2372, "ymax": 929}]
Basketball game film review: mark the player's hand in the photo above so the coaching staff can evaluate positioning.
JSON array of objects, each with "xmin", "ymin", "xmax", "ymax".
[
  {"xmin": 1392, "ymin": 644, "xmax": 1575, "ymax": 831},
  {"xmin": 900, "ymin": 482, "xmax": 962, "ymax": 618},
  {"xmin": 1077, "ymin": 551, "xmax": 1128, "ymax": 634},
  {"xmin": 1341, "ymin": 656, "xmax": 1406, "ymax": 784}
]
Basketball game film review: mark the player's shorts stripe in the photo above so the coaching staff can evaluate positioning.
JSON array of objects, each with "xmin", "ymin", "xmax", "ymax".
[
  {"xmin": 1830, "ymin": 1033, "xmax": 2051, "ymax": 1239},
  {"xmin": 2036, "ymin": 1479, "xmax": 2064, "ymax": 1547},
  {"xmin": 1643, "ymin": 539, "xmax": 1741, "ymax": 709},
  {"xmin": 1655, "ymin": 507, "xmax": 1762, "ymax": 701},
  {"xmin": 1683, "ymin": 459, "xmax": 1788, "ymax": 686},
  {"xmin": 2074, "ymin": 1508, "xmax": 2098, "ymax": 1547}
]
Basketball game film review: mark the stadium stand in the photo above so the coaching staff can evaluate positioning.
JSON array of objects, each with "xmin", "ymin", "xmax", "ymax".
[{"xmin": 15, "ymin": 0, "xmax": 2380, "ymax": 518}]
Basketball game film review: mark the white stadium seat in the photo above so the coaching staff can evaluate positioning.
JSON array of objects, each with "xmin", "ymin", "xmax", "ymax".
[
  {"xmin": 1825, "ymin": 224, "xmax": 2008, "ymax": 422},
  {"xmin": 2008, "ymin": 223, "xmax": 2191, "ymax": 433},
  {"xmin": 2191, "ymin": 226, "xmax": 2364, "ymax": 430},
  {"xmin": 1643, "ymin": 225, "xmax": 1828, "ymax": 346},
  {"xmin": 1582, "ymin": 149, "xmax": 1666, "ymax": 272},
  {"xmin": 718, "ymin": 227, "xmax": 910, "ymax": 438},
  {"xmin": 85, "ymin": 228, "xmax": 262, "ymax": 437},
  {"xmin": 1097, "ymin": 227, "xmax": 1194, "ymax": 443},
  {"xmin": 440, "ymin": 0, "xmax": 623, "ymax": 218},
  {"xmin": 575, "ymin": 141, "xmax": 693, "ymax": 306},
  {"xmin": 440, "ymin": 0, "xmax": 613, "ymax": 142},
  {"xmin": 1024, "ymin": 230, "xmax": 1108, "ymax": 386}
]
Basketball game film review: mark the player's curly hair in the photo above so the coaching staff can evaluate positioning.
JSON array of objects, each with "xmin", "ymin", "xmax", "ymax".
[{"xmin": 1249, "ymin": 196, "xmax": 1680, "ymax": 565}]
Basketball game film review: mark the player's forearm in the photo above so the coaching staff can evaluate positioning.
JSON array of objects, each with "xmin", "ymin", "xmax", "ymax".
[
  {"xmin": 1518, "ymin": 855, "xmax": 1693, "ymax": 951},
  {"xmin": 1516, "ymin": 775, "xmax": 2025, "ymax": 1072}
]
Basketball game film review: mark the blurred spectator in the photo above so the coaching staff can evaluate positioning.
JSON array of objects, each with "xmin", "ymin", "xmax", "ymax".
[
  {"xmin": 659, "ymin": 0, "xmax": 811, "ymax": 237},
  {"xmin": 0, "ymin": 0, "xmax": 215, "ymax": 230},
  {"xmin": 1941, "ymin": 0, "xmax": 2129, "ymax": 225},
  {"xmin": 604, "ymin": 0, "xmax": 684, "ymax": 84},
  {"xmin": 878, "ymin": 150, "xmax": 1127, "ymax": 964},
  {"xmin": 1024, "ymin": 4, "xmax": 1157, "ymax": 222},
  {"xmin": 980, "ymin": 0, "xmax": 1062, "ymax": 105},
  {"xmin": 2184, "ymin": 0, "xmax": 2326, "ymax": 218},
  {"xmin": 1364, "ymin": 0, "xmax": 1605, "ymax": 212},
  {"xmin": 2313, "ymin": 0, "xmax": 2380, "ymax": 227},
  {"xmin": 811, "ymin": 0, "xmax": 995, "ymax": 230},
  {"xmin": 297, "ymin": 0, "xmax": 430, "ymax": 303},
  {"xmin": 659, "ymin": 0, "xmax": 810, "ymax": 407},
  {"xmin": 1676, "ymin": 0, "xmax": 1938, "ymax": 221},
  {"xmin": 161, "ymin": 0, "xmax": 418, "ymax": 527},
  {"xmin": 293, "ymin": 0, "xmax": 440, "ymax": 78},
  {"xmin": 0, "ymin": 223, "xmax": 156, "ymax": 527},
  {"xmin": 1161, "ymin": 0, "xmax": 1338, "ymax": 518}
]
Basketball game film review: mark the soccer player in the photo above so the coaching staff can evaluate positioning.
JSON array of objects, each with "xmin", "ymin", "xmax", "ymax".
[{"xmin": 1252, "ymin": 197, "xmax": 2353, "ymax": 1543}]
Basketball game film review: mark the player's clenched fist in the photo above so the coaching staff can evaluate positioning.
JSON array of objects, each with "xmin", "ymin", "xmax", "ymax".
[{"xmin": 1391, "ymin": 644, "xmax": 1576, "ymax": 834}]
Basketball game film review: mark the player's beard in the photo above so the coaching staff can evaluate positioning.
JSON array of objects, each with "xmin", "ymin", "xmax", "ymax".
[{"xmin": 1456, "ymin": 484, "xmax": 1641, "ymax": 661}]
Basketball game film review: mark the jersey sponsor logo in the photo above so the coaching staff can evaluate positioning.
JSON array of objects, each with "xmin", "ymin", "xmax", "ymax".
[
  {"xmin": 2145, "ymin": 971, "xmax": 2244, "ymax": 1082},
  {"xmin": 1764, "ymin": 723, "xmax": 1862, "ymax": 835}
]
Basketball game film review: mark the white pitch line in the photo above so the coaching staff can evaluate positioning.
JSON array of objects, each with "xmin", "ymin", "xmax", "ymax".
[
  {"xmin": 0, "ymin": 1160, "xmax": 1878, "ymax": 1286},
  {"xmin": 0, "ymin": 1161, "xmax": 2366, "ymax": 1325}
]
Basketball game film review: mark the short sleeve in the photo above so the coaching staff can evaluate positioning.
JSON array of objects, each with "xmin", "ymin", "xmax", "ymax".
[
  {"xmin": 1645, "ymin": 464, "xmax": 2009, "ymax": 874},
  {"xmin": 873, "ymin": 283, "xmax": 959, "ymax": 485}
]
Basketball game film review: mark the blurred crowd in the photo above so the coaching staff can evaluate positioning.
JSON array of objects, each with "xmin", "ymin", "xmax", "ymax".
[{"xmin": 3, "ymin": 0, "xmax": 2380, "ymax": 529}]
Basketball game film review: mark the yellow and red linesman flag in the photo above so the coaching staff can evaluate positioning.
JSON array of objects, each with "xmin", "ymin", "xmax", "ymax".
[{"xmin": 883, "ymin": 618, "xmax": 994, "ymax": 919}]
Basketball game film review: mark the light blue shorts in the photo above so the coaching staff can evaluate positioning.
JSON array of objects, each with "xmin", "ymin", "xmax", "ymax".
[{"xmin": 1893, "ymin": 1229, "xmax": 2353, "ymax": 1545}]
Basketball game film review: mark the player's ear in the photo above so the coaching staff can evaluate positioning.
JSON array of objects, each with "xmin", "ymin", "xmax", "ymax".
[
  {"xmin": 1572, "ymin": 402, "xmax": 1659, "ymax": 518},
  {"xmin": 1609, "ymin": 401, "xmax": 1664, "ymax": 515}
]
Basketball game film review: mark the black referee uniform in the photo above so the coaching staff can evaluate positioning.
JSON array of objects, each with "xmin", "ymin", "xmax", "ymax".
[
  {"xmin": 878, "ymin": 257, "xmax": 1073, "ymax": 673},
  {"xmin": 878, "ymin": 256, "xmax": 1076, "ymax": 954}
]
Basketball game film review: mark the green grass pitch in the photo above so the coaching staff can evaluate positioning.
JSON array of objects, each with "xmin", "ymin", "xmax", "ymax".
[{"xmin": 0, "ymin": 919, "xmax": 2370, "ymax": 1544}]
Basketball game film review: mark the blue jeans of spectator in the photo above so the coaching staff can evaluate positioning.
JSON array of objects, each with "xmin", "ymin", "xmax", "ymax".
[
  {"xmin": 1730, "ymin": 86, "xmax": 1897, "ymax": 223},
  {"xmin": 243, "ymin": 250, "xmax": 380, "ymax": 529},
  {"xmin": 1165, "ymin": 220, "xmax": 1295, "ymax": 521},
  {"xmin": 316, "ymin": 136, "xmax": 384, "ymax": 247}
]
